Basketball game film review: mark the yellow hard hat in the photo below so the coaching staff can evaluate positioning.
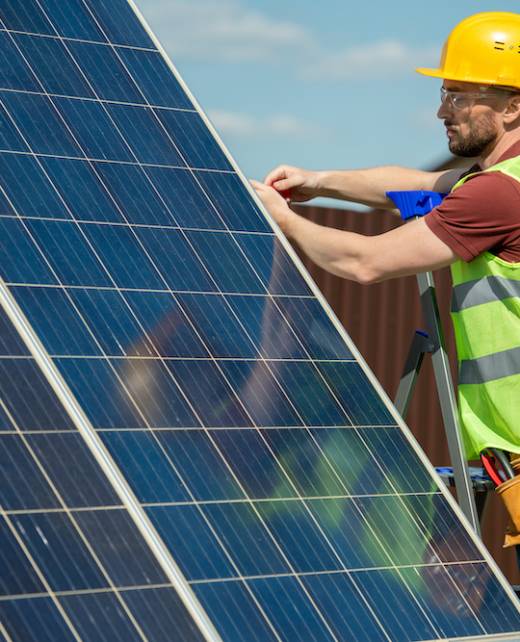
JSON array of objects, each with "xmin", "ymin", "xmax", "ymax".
[{"xmin": 416, "ymin": 12, "xmax": 520, "ymax": 90}]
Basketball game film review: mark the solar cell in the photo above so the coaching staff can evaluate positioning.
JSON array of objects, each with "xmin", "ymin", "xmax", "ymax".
[{"xmin": 0, "ymin": 1, "xmax": 519, "ymax": 641}]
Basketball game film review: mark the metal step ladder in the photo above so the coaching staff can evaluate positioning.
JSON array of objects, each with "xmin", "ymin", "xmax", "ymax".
[{"xmin": 386, "ymin": 190, "xmax": 482, "ymax": 534}]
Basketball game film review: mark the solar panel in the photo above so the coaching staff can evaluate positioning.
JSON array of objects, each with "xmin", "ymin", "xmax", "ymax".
[{"xmin": 0, "ymin": 1, "xmax": 519, "ymax": 640}]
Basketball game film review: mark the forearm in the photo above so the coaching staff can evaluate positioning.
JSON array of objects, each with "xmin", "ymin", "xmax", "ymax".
[
  {"xmin": 287, "ymin": 213, "xmax": 374, "ymax": 283},
  {"xmin": 315, "ymin": 166, "xmax": 461, "ymax": 209},
  {"xmin": 284, "ymin": 211, "xmax": 456, "ymax": 284}
]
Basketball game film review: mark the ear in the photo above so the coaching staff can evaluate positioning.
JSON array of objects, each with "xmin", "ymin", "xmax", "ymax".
[{"xmin": 503, "ymin": 94, "xmax": 520, "ymax": 125}]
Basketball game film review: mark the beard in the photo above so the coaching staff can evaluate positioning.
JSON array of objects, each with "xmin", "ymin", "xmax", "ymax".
[{"xmin": 446, "ymin": 112, "xmax": 498, "ymax": 157}]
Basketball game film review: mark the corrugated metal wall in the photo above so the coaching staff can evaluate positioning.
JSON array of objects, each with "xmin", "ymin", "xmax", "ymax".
[{"xmin": 293, "ymin": 203, "xmax": 519, "ymax": 583}]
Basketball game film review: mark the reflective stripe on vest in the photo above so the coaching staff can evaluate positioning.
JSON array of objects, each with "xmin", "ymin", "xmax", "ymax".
[
  {"xmin": 449, "ymin": 155, "xmax": 520, "ymax": 459},
  {"xmin": 452, "ymin": 275, "xmax": 520, "ymax": 312},
  {"xmin": 459, "ymin": 345, "xmax": 520, "ymax": 385}
]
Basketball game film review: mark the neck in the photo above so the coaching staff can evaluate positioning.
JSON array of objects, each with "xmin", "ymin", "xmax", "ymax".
[{"xmin": 479, "ymin": 130, "xmax": 520, "ymax": 168}]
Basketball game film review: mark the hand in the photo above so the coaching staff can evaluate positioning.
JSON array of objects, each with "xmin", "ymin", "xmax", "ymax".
[
  {"xmin": 264, "ymin": 164, "xmax": 320, "ymax": 202},
  {"xmin": 250, "ymin": 179, "xmax": 296, "ymax": 236}
]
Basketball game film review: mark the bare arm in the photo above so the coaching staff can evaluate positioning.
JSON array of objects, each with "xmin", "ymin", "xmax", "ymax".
[
  {"xmin": 317, "ymin": 166, "xmax": 466, "ymax": 208},
  {"xmin": 251, "ymin": 181, "xmax": 458, "ymax": 284},
  {"xmin": 265, "ymin": 165, "xmax": 467, "ymax": 209}
]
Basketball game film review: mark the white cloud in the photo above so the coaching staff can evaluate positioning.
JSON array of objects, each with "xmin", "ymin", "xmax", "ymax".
[
  {"xmin": 303, "ymin": 41, "xmax": 439, "ymax": 80},
  {"xmin": 208, "ymin": 109, "xmax": 321, "ymax": 138},
  {"xmin": 207, "ymin": 110, "xmax": 257, "ymax": 137},
  {"xmin": 141, "ymin": 0, "xmax": 314, "ymax": 62},
  {"xmin": 141, "ymin": 0, "xmax": 439, "ymax": 80}
]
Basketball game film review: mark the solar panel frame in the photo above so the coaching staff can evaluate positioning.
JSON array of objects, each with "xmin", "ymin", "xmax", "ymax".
[{"xmin": 0, "ymin": 1, "xmax": 518, "ymax": 641}]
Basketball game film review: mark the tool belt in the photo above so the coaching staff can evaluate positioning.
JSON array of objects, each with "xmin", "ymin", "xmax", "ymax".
[{"xmin": 496, "ymin": 456, "xmax": 520, "ymax": 548}]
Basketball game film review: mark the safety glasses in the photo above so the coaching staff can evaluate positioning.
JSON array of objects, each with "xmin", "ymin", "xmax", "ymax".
[{"xmin": 440, "ymin": 86, "xmax": 517, "ymax": 110}]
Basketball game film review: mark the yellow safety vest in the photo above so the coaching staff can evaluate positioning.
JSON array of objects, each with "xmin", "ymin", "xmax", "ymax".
[{"xmin": 450, "ymin": 156, "xmax": 520, "ymax": 459}]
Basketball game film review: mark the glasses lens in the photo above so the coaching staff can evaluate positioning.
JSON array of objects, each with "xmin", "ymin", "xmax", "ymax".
[
  {"xmin": 440, "ymin": 87, "xmax": 516, "ymax": 110},
  {"xmin": 440, "ymin": 89, "xmax": 472, "ymax": 110}
]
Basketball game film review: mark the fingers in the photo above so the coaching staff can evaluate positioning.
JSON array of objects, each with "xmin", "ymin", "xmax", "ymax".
[
  {"xmin": 265, "ymin": 164, "xmax": 310, "ymax": 196},
  {"xmin": 271, "ymin": 177, "xmax": 295, "ymax": 192},
  {"xmin": 264, "ymin": 165, "xmax": 287, "ymax": 186},
  {"xmin": 250, "ymin": 179, "xmax": 284, "ymax": 204},
  {"xmin": 271, "ymin": 181, "xmax": 292, "ymax": 202},
  {"xmin": 250, "ymin": 179, "xmax": 271, "ymax": 196},
  {"xmin": 250, "ymin": 179, "xmax": 274, "ymax": 200}
]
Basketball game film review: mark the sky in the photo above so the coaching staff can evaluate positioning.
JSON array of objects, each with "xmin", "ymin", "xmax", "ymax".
[{"xmin": 138, "ymin": 1, "xmax": 519, "ymax": 205}]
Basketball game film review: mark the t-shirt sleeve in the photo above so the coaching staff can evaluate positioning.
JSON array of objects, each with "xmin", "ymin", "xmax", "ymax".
[{"xmin": 424, "ymin": 172, "xmax": 520, "ymax": 262}]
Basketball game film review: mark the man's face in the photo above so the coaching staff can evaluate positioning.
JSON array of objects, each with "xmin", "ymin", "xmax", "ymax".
[{"xmin": 437, "ymin": 80, "xmax": 510, "ymax": 157}]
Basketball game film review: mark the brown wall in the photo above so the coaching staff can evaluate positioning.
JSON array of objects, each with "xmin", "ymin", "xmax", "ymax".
[{"xmin": 294, "ymin": 203, "xmax": 519, "ymax": 584}]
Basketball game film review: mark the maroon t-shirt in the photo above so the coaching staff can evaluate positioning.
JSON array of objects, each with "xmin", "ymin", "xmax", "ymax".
[{"xmin": 425, "ymin": 140, "xmax": 520, "ymax": 262}]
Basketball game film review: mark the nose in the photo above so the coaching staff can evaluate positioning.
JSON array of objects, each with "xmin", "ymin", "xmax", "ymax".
[{"xmin": 437, "ymin": 99, "xmax": 451, "ymax": 120}]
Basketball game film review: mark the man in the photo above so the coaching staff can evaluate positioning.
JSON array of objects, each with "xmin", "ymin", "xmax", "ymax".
[{"xmin": 252, "ymin": 12, "xmax": 520, "ymax": 536}]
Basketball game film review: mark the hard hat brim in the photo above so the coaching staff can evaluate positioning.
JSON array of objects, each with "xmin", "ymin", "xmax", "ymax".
[
  {"xmin": 416, "ymin": 66, "xmax": 520, "ymax": 89},
  {"xmin": 415, "ymin": 67, "xmax": 445, "ymax": 80}
]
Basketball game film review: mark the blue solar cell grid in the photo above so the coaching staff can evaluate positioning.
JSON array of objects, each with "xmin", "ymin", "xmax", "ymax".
[{"xmin": 0, "ymin": 1, "xmax": 519, "ymax": 641}]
